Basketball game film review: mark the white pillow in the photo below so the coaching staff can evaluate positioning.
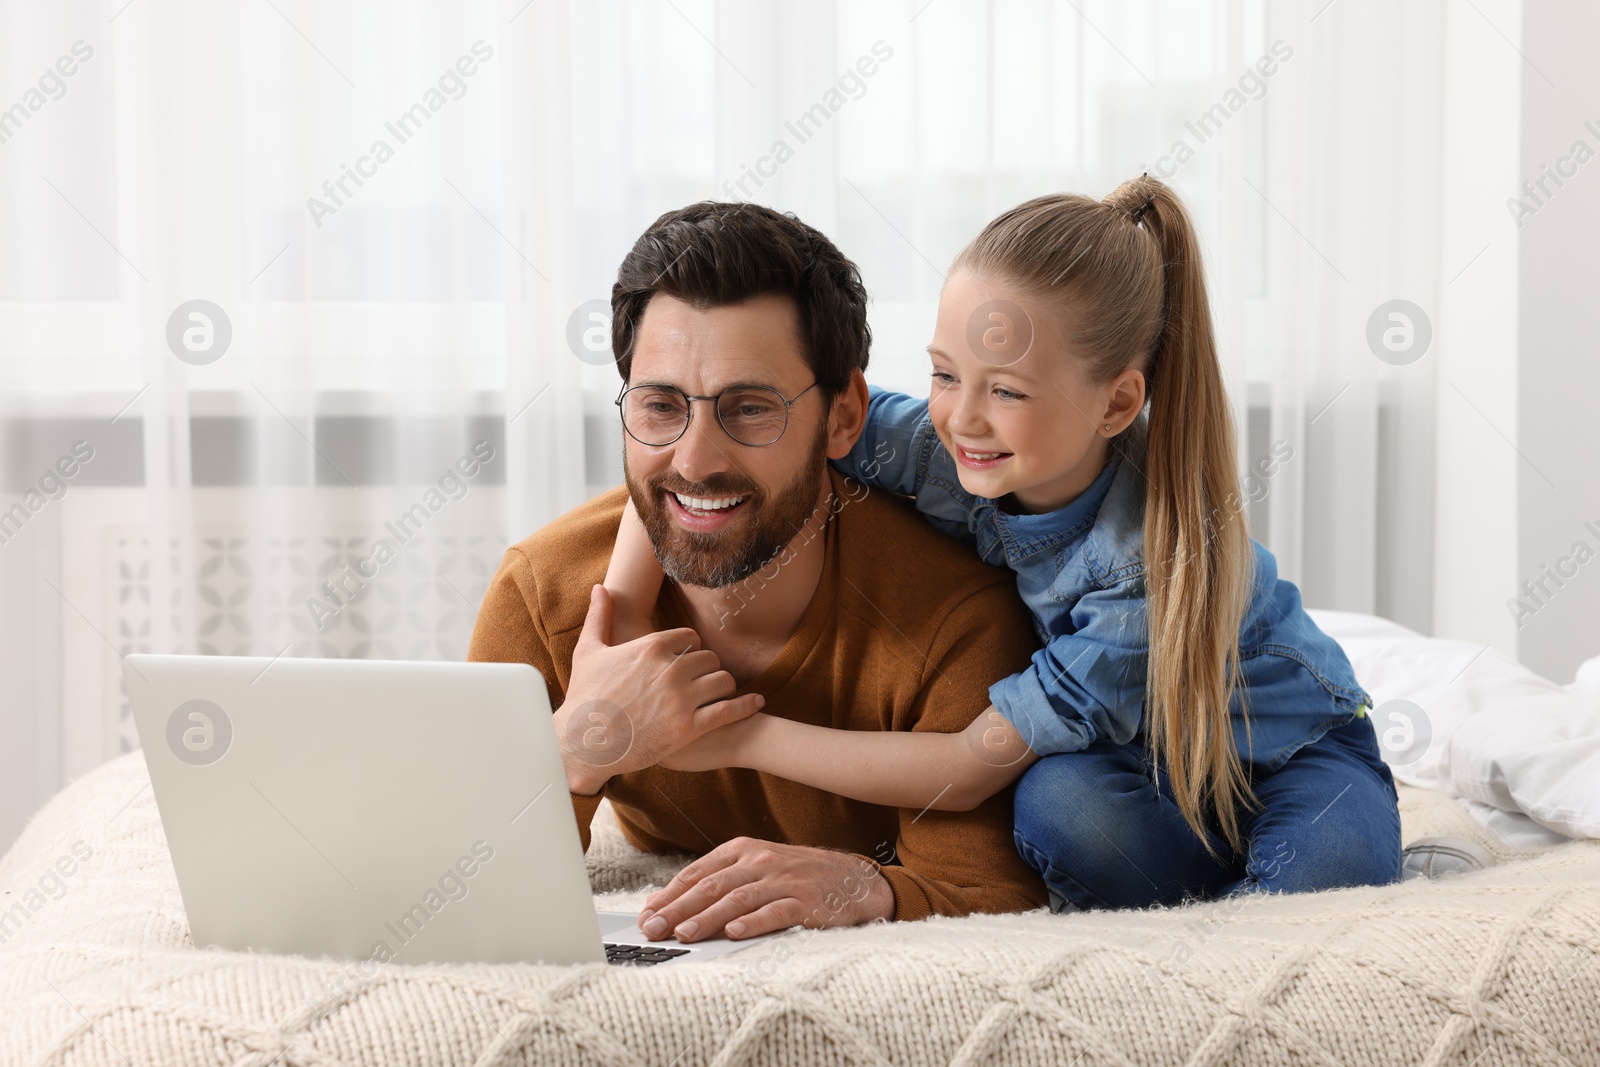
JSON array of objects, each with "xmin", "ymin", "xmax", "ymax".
[
  {"xmin": 1305, "ymin": 610, "xmax": 1545, "ymax": 790},
  {"xmin": 1307, "ymin": 609, "xmax": 1600, "ymax": 840},
  {"xmin": 1571, "ymin": 654, "xmax": 1600, "ymax": 694}
]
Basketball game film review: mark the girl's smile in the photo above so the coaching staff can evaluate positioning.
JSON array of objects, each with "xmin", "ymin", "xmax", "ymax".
[{"xmin": 953, "ymin": 443, "xmax": 1013, "ymax": 469}]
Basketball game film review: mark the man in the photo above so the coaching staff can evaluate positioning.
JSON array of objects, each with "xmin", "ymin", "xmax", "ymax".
[{"xmin": 468, "ymin": 201, "xmax": 1046, "ymax": 944}]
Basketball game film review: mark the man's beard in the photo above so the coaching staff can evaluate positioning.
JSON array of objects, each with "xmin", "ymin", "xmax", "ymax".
[{"xmin": 624, "ymin": 423, "xmax": 829, "ymax": 589}]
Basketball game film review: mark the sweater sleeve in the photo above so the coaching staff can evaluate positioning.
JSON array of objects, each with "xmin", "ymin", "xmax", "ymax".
[
  {"xmin": 875, "ymin": 581, "xmax": 1049, "ymax": 919},
  {"xmin": 466, "ymin": 545, "xmax": 604, "ymax": 852}
]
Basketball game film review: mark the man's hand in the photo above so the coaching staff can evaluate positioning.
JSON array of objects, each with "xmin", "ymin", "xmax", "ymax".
[
  {"xmin": 636, "ymin": 837, "xmax": 895, "ymax": 943},
  {"xmin": 557, "ymin": 585, "xmax": 763, "ymax": 795}
]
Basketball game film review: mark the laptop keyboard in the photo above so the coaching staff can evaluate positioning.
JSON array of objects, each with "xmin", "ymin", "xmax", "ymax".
[{"xmin": 604, "ymin": 942, "xmax": 692, "ymax": 966}]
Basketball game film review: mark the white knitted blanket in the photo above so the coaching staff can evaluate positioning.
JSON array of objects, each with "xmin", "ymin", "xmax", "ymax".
[{"xmin": 2, "ymin": 752, "xmax": 1597, "ymax": 1066}]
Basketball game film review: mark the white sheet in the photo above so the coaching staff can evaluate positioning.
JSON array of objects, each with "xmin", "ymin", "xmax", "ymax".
[{"xmin": 1308, "ymin": 609, "xmax": 1598, "ymax": 845}]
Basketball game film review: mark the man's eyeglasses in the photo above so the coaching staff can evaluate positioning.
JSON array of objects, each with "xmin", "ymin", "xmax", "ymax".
[{"xmin": 615, "ymin": 380, "xmax": 820, "ymax": 447}]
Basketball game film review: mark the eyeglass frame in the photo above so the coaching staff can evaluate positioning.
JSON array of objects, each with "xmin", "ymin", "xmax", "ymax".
[{"xmin": 613, "ymin": 378, "xmax": 822, "ymax": 448}]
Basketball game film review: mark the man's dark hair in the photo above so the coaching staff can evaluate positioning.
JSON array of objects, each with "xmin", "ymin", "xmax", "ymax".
[{"xmin": 611, "ymin": 202, "xmax": 871, "ymax": 399}]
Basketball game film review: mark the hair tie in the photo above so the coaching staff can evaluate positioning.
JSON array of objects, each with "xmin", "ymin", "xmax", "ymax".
[{"xmin": 1106, "ymin": 173, "xmax": 1157, "ymax": 226}]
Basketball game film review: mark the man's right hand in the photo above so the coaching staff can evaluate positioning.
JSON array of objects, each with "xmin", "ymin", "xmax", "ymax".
[{"xmin": 556, "ymin": 585, "xmax": 764, "ymax": 795}]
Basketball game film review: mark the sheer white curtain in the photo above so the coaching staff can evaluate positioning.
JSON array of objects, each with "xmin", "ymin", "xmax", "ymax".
[
  {"xmin": 1253, "ymin": 0, "xmax": 1444, "ymax": 632},
  {"xmin": 0, "ymin": 0, "xmax": 1446, "ymax": 852},
  {"xmin": 0, "ymin": 0, "xmax": 589, "ymax": 846}
]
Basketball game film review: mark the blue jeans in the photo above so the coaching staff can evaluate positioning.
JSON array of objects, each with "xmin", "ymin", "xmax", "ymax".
[{"xmin": 1013, "ymin": 714, "xmax": 1402, "ymax": 912}]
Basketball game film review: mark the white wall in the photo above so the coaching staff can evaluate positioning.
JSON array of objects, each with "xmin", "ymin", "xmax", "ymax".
[
  {"xmin": 1434, "ymin": 0, "xmax": 1600, "ymax": 683},
  {"xmin": 1432, "ymin": 0, "xmax": 1522, "ymax": 659},
  {"xmin": 1513, "ymin": 3, "xmax": 1600, "ymax": 682}
]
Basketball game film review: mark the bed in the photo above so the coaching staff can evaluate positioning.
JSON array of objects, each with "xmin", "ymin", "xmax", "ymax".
[{"xmin": 2, "ymin": 613, "xmax": 1597, "ymax": 1066}]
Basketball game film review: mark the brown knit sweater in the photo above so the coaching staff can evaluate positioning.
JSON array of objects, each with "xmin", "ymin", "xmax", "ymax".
[{"xmin": 467, "ymin": 468, "xmax": 1048, "ymax": 921}]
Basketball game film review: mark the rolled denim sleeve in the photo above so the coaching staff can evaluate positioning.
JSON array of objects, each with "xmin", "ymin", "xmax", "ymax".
[
  {"xmin": 830, "ymin": 385, "xmax": 932, "ymax": 497},
  {"xmin": 988, "ymin": 577, "xmax": 1149, "ymax": 756}
]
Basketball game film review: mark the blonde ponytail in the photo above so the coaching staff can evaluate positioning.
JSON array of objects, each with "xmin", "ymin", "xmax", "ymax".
[{"xmin": 1111, "ymin": 177, "xmax": 1258, "ymax": 859}]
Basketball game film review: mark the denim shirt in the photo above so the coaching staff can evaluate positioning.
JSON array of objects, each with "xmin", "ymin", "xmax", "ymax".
[{"xmin": 833, "ymin": 386, "xmax": 1373, "ymax": 772}]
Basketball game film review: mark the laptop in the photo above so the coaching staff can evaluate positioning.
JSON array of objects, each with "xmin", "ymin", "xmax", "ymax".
[{"xmin": 124, "ymin": 654, "xmax": 781, "ymax": 967}]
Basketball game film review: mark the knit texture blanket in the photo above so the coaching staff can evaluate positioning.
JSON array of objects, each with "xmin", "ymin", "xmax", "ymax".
[{"xmin": 2, "ymin": 752, "xmax": 1597, "ymax": 1066}]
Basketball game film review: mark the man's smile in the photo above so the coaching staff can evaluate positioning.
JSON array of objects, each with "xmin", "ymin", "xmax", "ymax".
[{"xmin": 664, "ymin": 488, "xmax": 751, "ymax": 532}]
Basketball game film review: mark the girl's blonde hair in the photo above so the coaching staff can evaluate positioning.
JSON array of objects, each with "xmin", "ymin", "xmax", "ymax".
[{"xmin": 952, "ymin": 176, "xmax": 1259, "ymax": 859}]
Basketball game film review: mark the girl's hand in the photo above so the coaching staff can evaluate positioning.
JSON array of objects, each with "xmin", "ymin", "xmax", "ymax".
[{"xmin": 659, "ymin": 712, "xmax": 768, "ymax": 773}]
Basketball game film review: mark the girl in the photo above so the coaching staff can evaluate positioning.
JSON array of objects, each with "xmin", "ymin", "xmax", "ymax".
[{"xmin": 604, "ymin": 175, "xmax": 1402, "ymax": 913}]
